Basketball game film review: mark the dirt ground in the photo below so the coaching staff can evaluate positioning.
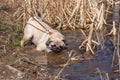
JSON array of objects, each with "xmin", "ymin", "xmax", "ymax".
[{"xmin": 0, "ymin": 3, "xmax": 49, "ymax": 80}]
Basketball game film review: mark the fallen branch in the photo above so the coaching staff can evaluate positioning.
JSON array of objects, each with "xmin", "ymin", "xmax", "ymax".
[{"xmin": 6, "ymin": 65, "xmax": 24, "ymax": 78}]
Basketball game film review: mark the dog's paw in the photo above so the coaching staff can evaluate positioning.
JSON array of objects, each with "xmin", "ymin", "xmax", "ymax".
[
  {"xmin": 36, "ymin": 47, "xmax": 51, "ymax": 53},
  {"xmin": 45, "ymin": 48, "xmax": 52, "ymax": 53},
  {"xmin": 36, "ymin": 47, "xmax": 43, "ymax": 51},
  {"xmin": 20, "ymin": 40, "xmax": 24, "ymax": 47}
]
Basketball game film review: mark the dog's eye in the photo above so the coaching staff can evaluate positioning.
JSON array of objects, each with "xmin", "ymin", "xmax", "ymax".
[
  {"xmin": 63, "ymin": 39, "xmax": 68, "ymax": 45},
  {"xmin": 62, "ymin": 40, "xmax": 66, "ymax": 42},
  {"xmin": 46, "ymin": 39, "xmax": 52, "ymax": 46}
]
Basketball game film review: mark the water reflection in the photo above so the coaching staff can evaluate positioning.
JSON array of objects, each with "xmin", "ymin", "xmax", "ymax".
[{"xmin": 47, "ymin": 52, "xmax": 69, "ymax": 66}]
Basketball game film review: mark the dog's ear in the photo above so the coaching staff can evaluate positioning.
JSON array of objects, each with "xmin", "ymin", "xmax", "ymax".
[{"xmin": 46, "ymin": 38, "xmax": 52, "ymax": 46}]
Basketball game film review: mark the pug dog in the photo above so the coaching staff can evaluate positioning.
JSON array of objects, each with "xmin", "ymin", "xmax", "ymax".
[{"xmin": 21, "ymin": 16, "xmax": 66, "ymax": 53}]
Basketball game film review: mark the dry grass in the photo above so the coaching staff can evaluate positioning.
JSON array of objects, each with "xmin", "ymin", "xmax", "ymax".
[{"xmin": 3, "ymin": 0, "xmax": 112, "ymax": 28}]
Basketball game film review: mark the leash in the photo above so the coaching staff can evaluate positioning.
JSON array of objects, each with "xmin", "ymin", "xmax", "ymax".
[
  {"xmin": 22, "ymin": 2, "xmax": 52, "ymax": 35},
  {"xmin": 27, "ymin": 23, "xmax": 48, "ymax": 34},
  {"xmin": 26, "ymin": 11, "xmax": 53, "ymax": 35},
  {"xmin": 32, "ymin": 17, "xmax": 53, "ymax": 35}
]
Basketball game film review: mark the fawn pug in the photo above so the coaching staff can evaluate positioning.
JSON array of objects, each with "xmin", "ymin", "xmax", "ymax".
[{"xmin": 21, "ymin": 16, "xmax": 66, "ymax": 53}]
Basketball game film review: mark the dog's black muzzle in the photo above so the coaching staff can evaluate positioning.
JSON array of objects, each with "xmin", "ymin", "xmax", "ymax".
[{"xmin": 51, "ymin": 45, "xmax": 66, "ymax": 53}]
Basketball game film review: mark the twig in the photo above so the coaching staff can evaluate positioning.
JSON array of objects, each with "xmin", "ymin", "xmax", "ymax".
[
  {"xmin": 96, "ymin": 68, "xmax": 103, "ymax": 80},
  {"xmin": 6, "ymin": 65, "xmax": 24, "ymax": 78},
  {"xmin": 54, "ymin": 50, "xmax": 76, "ymax": 80},
  {"xmin": 6, "ymin": 65, "xmax": 22, "ymax": 73}
]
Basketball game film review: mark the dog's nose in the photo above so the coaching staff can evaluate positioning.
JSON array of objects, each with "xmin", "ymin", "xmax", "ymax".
[
  {"xmin": 53, "ymin": 49, "xmax": 61, "ymax": 53},
  {"xmin": 51, "ymin": 45, "xmax": 56, "ymax": 48},
  {"xmin": 51, "ymin": 45, "xmax": 66, "ymax": 53},
  {"xmin": 51, "ymin": 46, "xmax": 62, "ymax": 53}
]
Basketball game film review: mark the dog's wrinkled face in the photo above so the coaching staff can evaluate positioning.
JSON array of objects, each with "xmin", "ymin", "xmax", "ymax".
[{"xmin": 46, "ymin": 32, "xmax": 67, "ymax": 53}]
